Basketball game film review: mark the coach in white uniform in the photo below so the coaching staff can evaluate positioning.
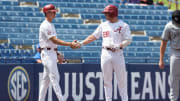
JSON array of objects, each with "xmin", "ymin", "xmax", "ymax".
[
  {"xmin": 78, "ymin": 5, "xmax": 132, "ymax": 101},
  {"xmin": 38, "ymin": 4, "xmax": 78, "ymax": 101}
]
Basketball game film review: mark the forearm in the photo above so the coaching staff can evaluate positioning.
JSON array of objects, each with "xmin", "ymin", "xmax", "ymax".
[
  {"xmin": 50, "ymin": 37, "xmax": 72, "ymax": 46},
  {"xmin": 56, "ymin": 40, "xmax": 72, "ymax": 46},
  {"xmin": 121, "ymin": 39, "xmax": 132, "ymax": 48},
  {"xmin": 160, "ymin": 47, "xmax": 166, "ymax": 62},
  {"xmin": 81, "ymin": 35, "xmax": 97, "ymax": 45},
  {"xmin": 159, "ymin": 41, "xmax": 167, "ymax": 61}
]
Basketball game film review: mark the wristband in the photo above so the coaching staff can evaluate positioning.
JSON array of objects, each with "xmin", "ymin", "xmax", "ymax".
[{"xmin": 80, "ymin": 41, "xmax": 84, "ymax": 47}]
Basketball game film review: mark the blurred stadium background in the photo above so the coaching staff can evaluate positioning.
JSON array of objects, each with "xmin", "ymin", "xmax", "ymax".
[{"xmin": 0, "ymin": 0, "xmax": 174, "ymax": 64}]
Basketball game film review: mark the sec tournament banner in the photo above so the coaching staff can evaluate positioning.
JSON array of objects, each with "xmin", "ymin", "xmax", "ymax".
[
  {"xmin": 0, "ymin": 63, "xmax": 175, "ymax": 101},
  {"xmin": 0, "ymin": 64, "xmax": 34, "ymax": 101},
  {"xmin": 34, "ymin": 64, "xmax": 172, "ymax": 101},
  {"xmin": 128, "ymin": 64, "xmax": 170, "ymax": 101}
]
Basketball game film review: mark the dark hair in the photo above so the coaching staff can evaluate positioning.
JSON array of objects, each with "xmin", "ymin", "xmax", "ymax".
[{"xmin": 172, "ymin": 10, "xmax": 180, "ymax": 24}]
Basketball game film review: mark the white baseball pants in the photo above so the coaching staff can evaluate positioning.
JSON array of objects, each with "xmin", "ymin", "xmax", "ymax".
[
  {"xmin": 101, "ymin": 49, "xmax": 128, "ymax": 101},
  {"xmin": 39, "ymin": 50, "xmax": 64, "ymax": 101}
]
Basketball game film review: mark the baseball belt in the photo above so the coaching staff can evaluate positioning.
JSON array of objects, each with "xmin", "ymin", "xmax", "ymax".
[
  {"xmin": 102, "ymin": 46, "xmax": 122, "ymax": 52},
  {"xmin": 41, "ymin": 48, "xmax": 58, "ymax": 51}
]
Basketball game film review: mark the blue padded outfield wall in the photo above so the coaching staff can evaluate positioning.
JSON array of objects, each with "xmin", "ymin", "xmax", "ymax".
[{"xmin": 0, "ymin": 63, "xmax": 174, "ymax": 101}]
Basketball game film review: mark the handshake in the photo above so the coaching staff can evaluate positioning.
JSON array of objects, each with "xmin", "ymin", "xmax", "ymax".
[{"xmin": 70, "ymin": 40, "xmax": 83, "ymax": 49}]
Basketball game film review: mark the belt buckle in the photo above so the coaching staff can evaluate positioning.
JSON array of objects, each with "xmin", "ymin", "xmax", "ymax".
[
  {"xmin": 41, "ymin": 48, "xmax": 57, "ymax": 51},
  {"xmin": 46, "ymin": 48, "xmax": 57, "ymax": 51},
  {"xmin": 109, "ymin": 48, "xmax": 116, "ymax": 52},
  {"xmin": 47, "ymin": 48, "xmax": 51, "ymax": 50},
  {"xmin": 103, "ymin": 47, "xmax": 116, "ymax": 52}
]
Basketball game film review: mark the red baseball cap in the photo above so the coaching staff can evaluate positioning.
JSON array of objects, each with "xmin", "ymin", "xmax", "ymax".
[{"xmin": 43, "ymin": 4, "xmax": 57, "ymax": 13}]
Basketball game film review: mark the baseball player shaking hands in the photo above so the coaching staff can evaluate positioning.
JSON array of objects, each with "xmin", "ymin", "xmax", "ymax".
[
  {"xmin": 77, "ymin": 5, "xmax": 132, "ymax": 101},
  {"xmin": 38, "ymin": 4, "xmax": 79, "ymax": 101},
  {"xmin": 159, "ymin": 10, "xmax": 180, "ymax": 101}
]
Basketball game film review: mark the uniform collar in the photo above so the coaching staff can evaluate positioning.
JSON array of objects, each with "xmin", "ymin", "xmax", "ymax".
[{"xmin": 107, "ymin": 19, "xmax": 120, "ymax": 24}]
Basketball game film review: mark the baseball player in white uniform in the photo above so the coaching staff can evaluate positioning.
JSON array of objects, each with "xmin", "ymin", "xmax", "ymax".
[
  {"xmin": 38, "ymin": 4, "xmax": 79, "ymax": 101},
  {"xmin": 159, "ymin": 10, "xmax": 180, "ymax": 101},
  {"xmin": 78, "ymin": 5, "xmax": 132, "ymax": 101}
]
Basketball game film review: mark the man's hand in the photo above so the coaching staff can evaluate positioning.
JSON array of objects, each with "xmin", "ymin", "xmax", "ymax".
[
  {"xmin": 57, "ymin": 52, "xmax": 64, "ymax": 64},
  {"xmin": 71, "ymin": 40, "xmax": 81, "ymax": 49},
  {"xmin": 158, "ymin": 60, "xmax": 165, "ymax": 69}
]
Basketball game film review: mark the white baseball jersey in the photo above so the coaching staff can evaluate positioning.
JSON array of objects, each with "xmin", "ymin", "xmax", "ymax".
[
  {"xmin": 93, "ymin": 20, "xmax": 132, "ymax": 48},
  {"xmin": 39, "ymin": 19, "xmax": 57, "ymax": 48},
  {"xmin": 92, "ymin": 20, "xmax": 131, "ymax": 101},
  {"xmin": 38, "ymin": 19, "xmax": 64, "ymax": 101}
]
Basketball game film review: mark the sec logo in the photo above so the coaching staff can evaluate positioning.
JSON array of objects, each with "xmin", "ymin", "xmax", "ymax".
[{"xmin": 8, "ymin": 66, "xmax": 30, "ymax": 101}]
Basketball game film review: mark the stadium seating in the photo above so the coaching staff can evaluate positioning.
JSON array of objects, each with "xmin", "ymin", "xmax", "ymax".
[
  {"xmin": 0, "ymin": 1, "xmax": 18, "ymax": 6},
  {"xmin": 0, "ymin": 0, "xmax": 172, "ymax": 63}
]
